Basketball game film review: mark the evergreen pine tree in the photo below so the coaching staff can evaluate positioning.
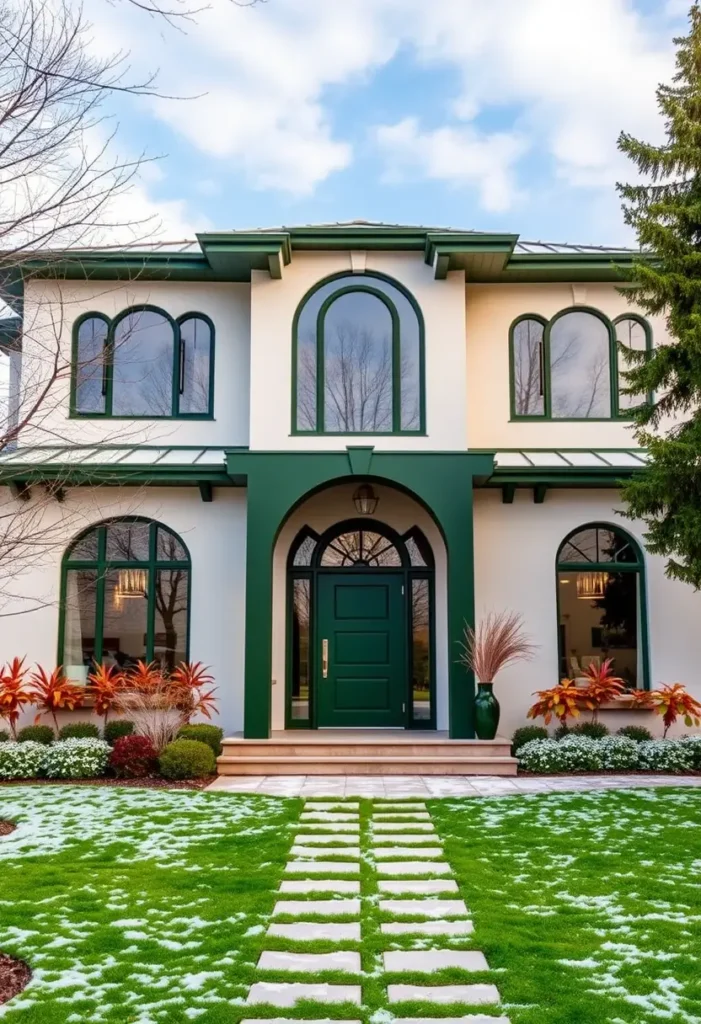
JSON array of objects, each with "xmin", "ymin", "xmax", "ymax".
[{"xmin": 617, "ymin": 2, "xmax": 701, "ymax": 588}]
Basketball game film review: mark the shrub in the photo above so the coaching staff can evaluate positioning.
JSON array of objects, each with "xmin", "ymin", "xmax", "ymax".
[
  {"xmin": 0, "ymin": 729, "xmax": 10, "ymax": 742},
  {"xmin": 557, "ymin": 735, "xmax": 605, "ymax": 772},
  {"xmin": 680, "ymin": 735, "xmax": 701, "ymax": 769},
  {"xmin": 58, "ymin": 721, "xmax": 100, "ymax": 740},
  {"xmin": 511, "ymin": 725, "xmax": 548, "ymax": 756},
  {"xmin": 569, "ymin": 721, "xmax": 610, "ymax": 739},
  {"xmin": 617, "ymin": 725, "xmax": 653, "ymax": 742},
  {"xmin": 17, "ymin": 725, "xmax": 54, "ymax": 745},
  {"xmin": 177, "ymin": 724, "xmax": 223, "ymax": 757},
  {"xmin": 103, "ymin": 719, "xmax": 135, "ymax": 745},
  {"xmin": 517, "ymin": 738, "xmax": 568, "ymax": 773},
  {"xmin": 597, "ymin": 736, "xmax": 639, "ymax": 770},
  {"xmin": 554, "ymin": 723, "xmax": 571, "ymax": 740},
  {"xmin": 0, "ymin": 741, "xmax": 45, "ymax": 779},
  {"xmin": 109, "ymin": 735, "xmax": 157, "ymax": 778},
  {"xmin": 159, "ymin": 738, "xmax": 215, "ymax": 779},
  {"xmin": 636, "ymin": 739, "xmax": 694, "ymax": 773},
  {"xmin": 43, "ymin": 738, "xmax": 110, "ymax": 778}
]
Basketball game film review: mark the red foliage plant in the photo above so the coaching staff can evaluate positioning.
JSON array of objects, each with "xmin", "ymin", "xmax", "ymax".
[
  {"xmin": 170, "ymin": 662, "xmax": 218, "ymax": 723},
  {"xmin": 109, "ymin": 734, "xmax": 158, "ymax": 778},
  {"xmin": 0, "ymin": 658, "xmax": 32, "ymax": 738},
  {"xmin": 28, "ymin": 666, "xmax": 83, "ymax": 732},
  {"xmin": 630, "ymin": 682, "xmax": 701, "ymax": 737},
  {"xmin": 87, "ymin": 662, "xmax": 126, "ymax": 722},
  {"xmin": 580, "ymin": 658, "xmax": 626, "ymax": 718},
  {"xmin": 528, "ymin": 678, "xmax": 594, "ymax": 726}
]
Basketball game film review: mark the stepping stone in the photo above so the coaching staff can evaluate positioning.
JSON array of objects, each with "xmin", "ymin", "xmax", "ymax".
[
  {"xmin": 273, "ymin": 899, "xmax": 361, "ymax": 917},
  {"xmin": 285, "ymin": 861, "xmax": 360, "ymax": 875},
  {"xmin": 246, "ymin": 982, "xmax": 361, "ymax": 1006},
  {"xmin": 379, "ymin": 899, "xmax": 469, "ymax": 918},
  {"xmin": 293, "ymin": 835, "xmax": 359, "ymax": 845},
  {"xmin": 379, "ymin": 880, "xmax": 459, "ymax": 895},
  {"xmin": 394, "ymin": 1018, "xmax": 509, "ymax": 1024},
  {"xmin": 258, "ymin": 951, "xmax": 361, "ymax": 973},
  {"xmin": 279, "ymin": 880, "xmax": 360, "ymax": 894},
  {"xmin": 388, "ymin": 985, "xmax": 500, "ymax": 1006},
  {"xmin": 304, "ymin": 803, "xmax": 360, "ymax": 811},
  {"xmin": 372, "ymin": 834, "xmax": 442, "ymax": 845},
  {"xmin": 298, "ymin": 825, "xmax": 360, "ymax": 833},
  {"xmin": 242, "ymin": 1020, "xmax": 362, "ymax": 1024},
  {"xmin": 377, "ymin": 862, "xmax": 453, "ymax": 877},
  {"xmin": 374, "ymin": 803, "xmax": 427, "ymax": 810},
  {"xmin": 373, "ymin": 812, "xmax": 430, "ymax": 820},
  {"xmin": 373, "ymin": 822, "xmax": 434, "ymax": 832},
  {"xmin": 291, "ymin": 846, "xmax": 361, "ymax": 859},
  {"xmin": 267, "ymin": 923, "xmax": 361, "ymax": 942},
  {"xmin": 381, "ymin": 920, "xmax": 474, "ymax": 937},
  {"xmin": 300, "ymin": 813, "xmax": 359, "ymax": 822},
  {"xmin": 383, "ymin": 951, "xmax": 489, "ymax": 973},
  {"xmin": 374, "ymin": 847, "xmax": 443, "ymax": 859}
]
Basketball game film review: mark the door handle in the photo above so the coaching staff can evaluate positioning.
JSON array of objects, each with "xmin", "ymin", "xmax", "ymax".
[{"xmin": 322, "ymin": 638, "xmax": 328, "ymax": 679}]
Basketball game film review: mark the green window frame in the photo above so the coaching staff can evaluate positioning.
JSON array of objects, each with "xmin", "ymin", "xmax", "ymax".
[
  {"xmin": 509, "ymin": 306, "xmax": 653, "ymax": 421},
  {"xmin": 58, "ymin": 517, "xmax": 192, "ymax": 674},
  {"xmin": 555, "ymin": 521, "xmax": 649, "ymax": 690},
  {"xmin": 291, "ymin": 271, "xmax": 426, "ymax": 435},
  {"xmin": 70, "ymin": 306, "xmax": 215, "ymax": 419},
  {"xmin": 285, "ymin": 519, "xmax": 436, "ymax": 728}
]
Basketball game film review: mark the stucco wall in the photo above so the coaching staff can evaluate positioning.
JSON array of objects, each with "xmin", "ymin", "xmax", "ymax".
[
  {"xmin": 465, "ymin": 282, "xmax": 671, "ymax": 449},
  {"xmin": 473, "ymin": 487, "xmax": 701, "ymax": 738},
  {"xmin": 3, "ymin": 485, "xmax": 247, "ymax": 735},
  {"xmin": 20, "ymin": 279, "xmax": 251, "ymax": 448},
  {"xmin": 250, "ymin": 252, "xmax": 468, "ymax": 451},
  {"xmin": 270, "ymin": 481, "xmax": 449, "ymax": 730}
]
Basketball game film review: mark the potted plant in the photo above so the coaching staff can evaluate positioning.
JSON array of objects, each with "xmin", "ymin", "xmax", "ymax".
[{"xmin": 459, "ymin": 612, "xmax": 536, "ymax": 739}]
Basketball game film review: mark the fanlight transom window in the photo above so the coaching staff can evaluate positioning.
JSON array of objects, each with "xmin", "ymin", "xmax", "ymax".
[
  {"xmin": 294, "ymin": 273, "xmax": 424, "ymax": 434},
  {"xmin": 290, "ymin": 521, "xmax": 432, "ymax": 569}
]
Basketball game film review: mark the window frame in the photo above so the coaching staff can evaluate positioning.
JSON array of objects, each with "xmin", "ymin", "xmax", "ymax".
[
  {"xmin": 291, "ymin": 271, "xmax": 426, "ymax": 436},
  {"xmin": 58, "ymin": 516, "xmax": 192, "ymax": 671},
  {"xmin": 555, "ymin": 521, "xmax": 650, "ymax": 690},
  {"xmin": 70, "ymin": 306, "xmax": 215, "ymax": 419},
  {"xmin": 509, "ymin": 306, "xmax": 652, "ymax": 422}
]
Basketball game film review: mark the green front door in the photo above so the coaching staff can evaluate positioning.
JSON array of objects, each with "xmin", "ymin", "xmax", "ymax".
[{"xmin": 317, "ymin": 573, "xmax": 406, "ymax": 727}]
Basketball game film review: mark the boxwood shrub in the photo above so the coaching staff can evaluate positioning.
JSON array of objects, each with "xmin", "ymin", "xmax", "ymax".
[
  {"xmin": 177, "ymin": 724, "xmax": 223, "ymax": 757},
  {"xmin": 511, "ymin": 725, "xmax": 548, "ymax": 756},
  {"xmin": 617, "ymin": 724, "xmax": 653, "ymax": 742},
  {"xmin": 17, "ymin": 725, "xmax": 54, "ymax": 745},
  {"xmin": 0, "ymin": 741, "xmax": 46, "ymax": 779},
  {"xmin": 103, "ymin": 719, "xmax": 135, "ymax": 745},
  {"xmin": 0, "ymin": 729, "xmax": 10, "ymax": 743},
  {"xmin": 159, "ymin": 739, "xmax": 215, "ymax": 779},
  {"xmin": 58, "ymin": 722, "xmax": 101, "ymax": 740},
  {"xmin": 43, "ymin": 738, "xmax": 111, "ymax": 778}
]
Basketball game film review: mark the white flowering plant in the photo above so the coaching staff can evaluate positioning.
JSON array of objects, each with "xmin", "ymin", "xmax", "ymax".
[
  {"xmin": 597, "ymin": 735, "xmax": 640, "ymax": 770},
  {"xmin": 517, "ymin": 734, "xmax": 698, "ymax": 774},
  {"xmin": 0, "ymin": 740, "xmax": 46, "ymax": 779},
  {"xmin": 42, "ymin": 738, "xmax": 111, "ymax": 779},
  {"xmin": 680, "ymin": 734, "xmax": 701, "ymax": 768},
  {"xmin": 516, "ymin": 738, "xmax": 568, "ymax": 773},
  {"xmin": 636, "ymin": 739, "xmax": 694, "ymax": 773}
]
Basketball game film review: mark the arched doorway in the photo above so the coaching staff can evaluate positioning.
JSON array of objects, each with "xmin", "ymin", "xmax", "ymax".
[{"xmin": 287, "ymin": 518, "xmax": 435, "ymax": 729}]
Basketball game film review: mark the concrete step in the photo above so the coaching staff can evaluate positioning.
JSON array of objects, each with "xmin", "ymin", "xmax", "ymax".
[
  {"xmin": 216, "ymin": 755, "xmax": 518, "ymax": 776},
  {"xmin": 220, "ymin": 739, "xmax": 512, "ymax": 759}
]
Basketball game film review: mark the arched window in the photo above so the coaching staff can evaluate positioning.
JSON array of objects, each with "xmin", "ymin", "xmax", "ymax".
[
  {"xmin": 556, "ymin": 523, "xmax": 648, "ymax": 690},
  {"xmin": 614, "ymin": 315, "xmax": 652, "ymax": 412},
  {"xmin": 287, "ymin": 520, "xmax": 434, "ymax": 727},
  {"xmin": 293, "ymin": 273, "xmax": 424, "ymax": 434},
  {"xmin": 510, "ymin": 307, "xmax": 652, "ymax": 420},
  {"xmin": 71, "ymin": 308, "xmax": 214, "ymax": 418},
  {"xmin": 59, "ymin": 518, "xmax": 191, "ymax": 681}
]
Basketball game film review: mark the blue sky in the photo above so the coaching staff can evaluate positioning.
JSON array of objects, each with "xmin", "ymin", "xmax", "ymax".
[{"xmin": 87, "ymin": 0, "xmax": 688, "ymax": 247}]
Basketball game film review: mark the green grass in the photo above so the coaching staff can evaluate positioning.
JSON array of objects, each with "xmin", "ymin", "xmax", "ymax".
[{"xmin": 0, "ymin": 786, "xmax": 699, "ymax": 1023}]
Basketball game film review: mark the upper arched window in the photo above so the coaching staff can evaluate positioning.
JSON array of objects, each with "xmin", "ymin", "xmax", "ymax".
[
  {"xmin": 293, "ymin": 273, "xmax": 424, "ymax": 434},
  {"xmin": 71, "ymin": 307, "xmax": 214, "ymax": 418},
  {"xmin": 510, "ymin": 308, "xmax": 652, "ymax": 420},
  {"xmin": 59, "ymin": 518, "xmax": 191, "ymax": 681},
  {"xmin": 556, "ymin": 523, "xmax": 648, "ymax": 690}
]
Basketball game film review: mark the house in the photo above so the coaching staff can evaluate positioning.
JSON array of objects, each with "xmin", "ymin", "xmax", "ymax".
[{"xmin": 0, "ymin": 222, "xmax": 697, "ymax": 773}]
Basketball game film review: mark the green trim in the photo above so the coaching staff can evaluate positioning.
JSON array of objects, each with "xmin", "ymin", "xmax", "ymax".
[
  {"xmin": 508, "ymin": 306, "xmax": 652, "ymax": 422},
  {"xmin": 555, "ymin": 521, "xmax": 650, "ymax": 691},
  {"xmin": 57, "ymin": 517, "xmax": 191, "ymax": 670},
  {"xmin": 70, "ymin": 305, "xmax": 215, "ymax": 419},
  {"xmin": 612, "ymin": 312, "xmax": 654, "ymax": 414},
  {"xmin": 291, "ymin": 271, "xmax": 426, "ymax": 436}
]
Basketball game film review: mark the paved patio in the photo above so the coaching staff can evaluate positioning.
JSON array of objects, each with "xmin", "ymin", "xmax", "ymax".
[{"xmin": 206, "ymin": 774, "xmax": 701, "ymax": 798}]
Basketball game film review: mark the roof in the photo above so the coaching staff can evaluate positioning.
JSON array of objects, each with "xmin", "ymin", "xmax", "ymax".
[{"xmin": 10, "ymin": 222, "xmax": 645, "ymax": 285}]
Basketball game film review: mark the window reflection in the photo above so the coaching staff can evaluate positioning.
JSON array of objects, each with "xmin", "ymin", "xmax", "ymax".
[
  {"xmin": 291, "ymin": 579, "xmax": 310, "ymax": 720},
  {"xmin": 616, "ymin": 318, "xmax": 648, "ymax": 411},
  {"xmin": 513, "ymin": 318, "xmax": 545, "ymax": 416},
  {"xmin": 411, "ymin": 579, "xmax": 431, "ymax": 721},
  {"xmin": 113, "ymin": 310, "xmax": 174, "ymax": 416},
  {"xmin": 550, "ymin": 312, "xmax": 611, "ymax": 418}
]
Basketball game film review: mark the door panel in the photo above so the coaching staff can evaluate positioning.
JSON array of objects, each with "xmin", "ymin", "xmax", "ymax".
[{"xmin": 317, "ymin": 573, "xmax": 405, "ymax": 727}]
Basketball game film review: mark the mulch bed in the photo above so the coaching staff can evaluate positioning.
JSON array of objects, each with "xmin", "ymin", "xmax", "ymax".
[
  {"xmin": 0, "ymin": 821, "xmax": 16, "ymax": 835},
  {"xmin": 0, "ymin": 953, "xmax": 30, "ymax": 1005},
  {"xmin": 0, "ymin": 776, "xmax": 215, "ymax": 791}
]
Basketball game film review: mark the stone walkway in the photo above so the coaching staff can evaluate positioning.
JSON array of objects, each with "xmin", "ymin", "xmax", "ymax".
[
  {"xmin": 242, "ymin": 799, "xmax": 508, "ymax": 1024},
  {"xmin": 207, "ymin": 774, "xmax": 701, "ymax": 798}
]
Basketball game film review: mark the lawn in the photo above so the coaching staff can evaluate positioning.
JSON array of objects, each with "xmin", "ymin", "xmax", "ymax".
[{"xmin": 0, "ymin": 786, "xmax": 699, "ymax": 1023}]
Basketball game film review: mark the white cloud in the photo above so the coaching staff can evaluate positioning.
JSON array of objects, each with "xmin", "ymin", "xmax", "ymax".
[{"xmin": 375, "ymin": 117, "xmax": 527, "ymax": 212}]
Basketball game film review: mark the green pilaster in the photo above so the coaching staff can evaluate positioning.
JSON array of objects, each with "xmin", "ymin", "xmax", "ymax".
[{"xmin": 228, "ymin": 449, "xmax": 494, "ymax": 739}]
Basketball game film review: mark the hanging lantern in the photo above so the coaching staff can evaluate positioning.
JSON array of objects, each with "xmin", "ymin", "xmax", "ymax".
[
  {"xmin": 353, "ymin": 483, "xmax": 379, "ymax": 515},
  {"xmin": 113, "ymin": 568, "xmax": 147, "ymax": 609},
  {"xmin": 576, "ymin": 571, "xmax": 609, "ymax": 600}
]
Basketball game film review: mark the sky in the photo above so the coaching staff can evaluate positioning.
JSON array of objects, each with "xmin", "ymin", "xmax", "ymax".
[{"xmin": 82, "ymin": 0, "xmax": 689, "ymax": 247}]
